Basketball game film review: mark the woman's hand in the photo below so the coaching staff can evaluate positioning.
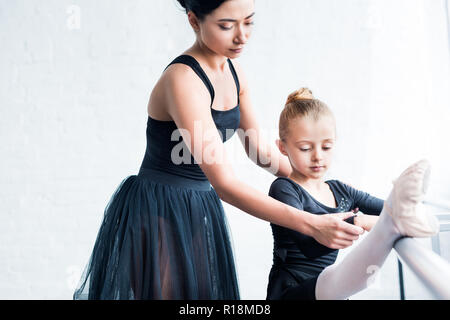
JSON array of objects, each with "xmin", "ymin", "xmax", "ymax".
[{"xmin": 310, "ymin": 212, "xmax": 365, "ymax": 249}]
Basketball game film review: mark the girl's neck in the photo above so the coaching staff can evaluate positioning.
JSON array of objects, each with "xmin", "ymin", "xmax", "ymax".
[{"xmin": 288, "ymin": 172, "xmax": 325, "ymax": 192}]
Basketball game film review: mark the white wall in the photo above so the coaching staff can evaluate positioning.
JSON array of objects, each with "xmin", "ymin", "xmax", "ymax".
[{"xmin": 1, "ymin": 0, "xmax": 449, "ymax": 299}]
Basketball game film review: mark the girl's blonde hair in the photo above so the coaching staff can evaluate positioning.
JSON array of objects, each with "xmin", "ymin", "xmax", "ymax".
[{"xmin": 279, "ymin": 87, "xmax": 334, "ymax": 141}]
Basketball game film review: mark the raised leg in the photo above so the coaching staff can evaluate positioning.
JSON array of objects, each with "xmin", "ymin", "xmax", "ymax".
[{"xmin": 315, "ymin": 160, "xmax": 439, "ymax": 300}]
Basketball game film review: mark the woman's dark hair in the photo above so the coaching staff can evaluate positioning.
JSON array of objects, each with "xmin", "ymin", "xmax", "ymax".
[{"xmin": 177, "ymin": 0, "xmax": 228, "ymax": 21}]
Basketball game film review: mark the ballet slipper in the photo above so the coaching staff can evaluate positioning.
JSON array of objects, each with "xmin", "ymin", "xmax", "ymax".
[{"xmin": 384, "ymin": 159, "xmax": 439, "ymax": 237}]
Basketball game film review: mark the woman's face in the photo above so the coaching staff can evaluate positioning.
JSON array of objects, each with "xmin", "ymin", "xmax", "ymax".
[{"xmin": 193, "ymin": 0, "xmax": 255, "ymax": 58}]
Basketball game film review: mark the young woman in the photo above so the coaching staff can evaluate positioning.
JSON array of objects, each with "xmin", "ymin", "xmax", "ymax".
[
  {"xmin": 266, "ymin": 88, "xmax": 439, "ymax": 300},
  {"xmin": 73, "ymin": 0, "xmax": 365, "ymax": 300}
]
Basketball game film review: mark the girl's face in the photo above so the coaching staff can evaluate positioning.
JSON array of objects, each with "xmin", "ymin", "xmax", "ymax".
[
  {"xmin": 191, "ymin": 0, "xmax": 255, "ymax": 58},
  {"xmin": 278, "ymin": 115, "xmax": 336, "ymax": 181}
]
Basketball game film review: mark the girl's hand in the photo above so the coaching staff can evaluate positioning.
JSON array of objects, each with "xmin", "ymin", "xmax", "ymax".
[
  {"xmin": 354, "ymin": 214, "xmax": 379, "ymax": 232},
  {"xmin": 310, "ymin": 212, "xmax": 365, "ymax": 249}
]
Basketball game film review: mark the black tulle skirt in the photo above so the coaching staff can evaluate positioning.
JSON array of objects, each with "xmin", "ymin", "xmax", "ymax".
[{"xmin": 73, "ymin": 168, "xmax": 240, "ymax": 300}]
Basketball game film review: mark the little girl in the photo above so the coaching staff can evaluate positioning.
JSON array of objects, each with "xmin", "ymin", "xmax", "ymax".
[{"xmin": 266, "ymin": 88, "xmax": 440, "ymax": 300}]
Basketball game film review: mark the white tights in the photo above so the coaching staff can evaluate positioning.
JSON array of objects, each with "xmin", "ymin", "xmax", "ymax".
[{"xmin": 315, "ymin": 208, "xmax": 401, "ymax": 300}]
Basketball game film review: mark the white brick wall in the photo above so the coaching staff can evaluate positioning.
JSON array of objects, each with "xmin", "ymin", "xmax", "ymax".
[{"xmin": 1, "ymin": 0, "xmax": 449, "ymax": 299}]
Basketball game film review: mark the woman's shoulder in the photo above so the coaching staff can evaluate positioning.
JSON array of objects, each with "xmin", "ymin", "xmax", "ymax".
[
  {"xmin": 228, "ymin": 58, "xmax": 248, "ymax": 93},
  {"xmin": 161, "ymin": 60, "xmax": 200, "ymax": 85},
  {"xmin": 159, "ymin": 58, "xmax": 212, "ymax": 104},
  {"xmin": 148, "ymin": 59, "xmax": 207, "ymax": 120}
]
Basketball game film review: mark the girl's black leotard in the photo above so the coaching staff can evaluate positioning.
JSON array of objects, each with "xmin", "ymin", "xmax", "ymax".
[{"xmin": 266, "ymin": 177, "xmax": 384, "ymax": 300}]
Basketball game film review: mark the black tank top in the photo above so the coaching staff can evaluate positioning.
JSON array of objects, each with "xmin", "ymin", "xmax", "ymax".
[{"xmin": 139, "ymin": 55, "xmax": 241, "ymax": 181}]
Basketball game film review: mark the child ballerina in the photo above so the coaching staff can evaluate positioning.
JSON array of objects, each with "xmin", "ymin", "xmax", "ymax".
[{"xmin": 266, "ymin": 87, "xmax": 440, "ymax": 300}]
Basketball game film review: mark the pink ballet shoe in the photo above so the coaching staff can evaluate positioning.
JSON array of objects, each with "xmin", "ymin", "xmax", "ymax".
[{"xmin": 384, "ymin": 159, "xmax": 439, "ymax": 237}]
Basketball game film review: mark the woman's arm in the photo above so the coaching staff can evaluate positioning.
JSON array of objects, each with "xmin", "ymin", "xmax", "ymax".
[
  {"xmin": 164, "ymin": 64, "xmax": 363, "ymax": 249},
  {"xmin": 232, "ymin": 60, "xmax": 292, "ymax": 178}
]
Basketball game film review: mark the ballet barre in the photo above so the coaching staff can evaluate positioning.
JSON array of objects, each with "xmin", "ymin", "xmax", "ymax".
[{"xmin": 394, "ymin": 234, "xmax": 450, "ymax": 299}]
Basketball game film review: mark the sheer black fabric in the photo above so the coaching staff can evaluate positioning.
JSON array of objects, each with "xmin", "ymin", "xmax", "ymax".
[{"xmin": 74, "ymin": 171, "xmax": 239, "ymax": 299}]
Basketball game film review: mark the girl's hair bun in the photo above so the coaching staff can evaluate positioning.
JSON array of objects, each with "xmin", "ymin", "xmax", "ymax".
[{"xmin": 286, "ymin": 87, "xmax": 314, "ymax": 105}]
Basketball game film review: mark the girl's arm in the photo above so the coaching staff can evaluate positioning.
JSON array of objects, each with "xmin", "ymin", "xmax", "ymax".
[
  {"xmin": 344, "ymin": 182, "xmax": 385, "ymax": 231},
  {"xmin": 232, "ymin": 60, "xmax": 292, "ymax": 178},
  {"xmin": 354, "ymin": 214, "xmax": 379, "ymax": 232},
  {"xmin": 164, "ymin": 64, "xmax": 364, "ymax": 249},
  {"xmin": 345, "ymin": 184, "xmax": 384, "ymax": 216}
]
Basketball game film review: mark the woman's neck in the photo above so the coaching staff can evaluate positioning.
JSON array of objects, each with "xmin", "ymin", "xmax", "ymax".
[{"xmin": 185, "ymin": 41, "xmax": 228, "ymax": 72}]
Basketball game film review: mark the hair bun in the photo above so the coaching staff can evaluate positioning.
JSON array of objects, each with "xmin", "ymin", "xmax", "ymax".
[
  {"xmin": 177, "ymin": 0, "xmax": 187, "ymax": 9},
  {"xmin": 286, "ymin": 87, "xmax": 314, "ymax": 105}
]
